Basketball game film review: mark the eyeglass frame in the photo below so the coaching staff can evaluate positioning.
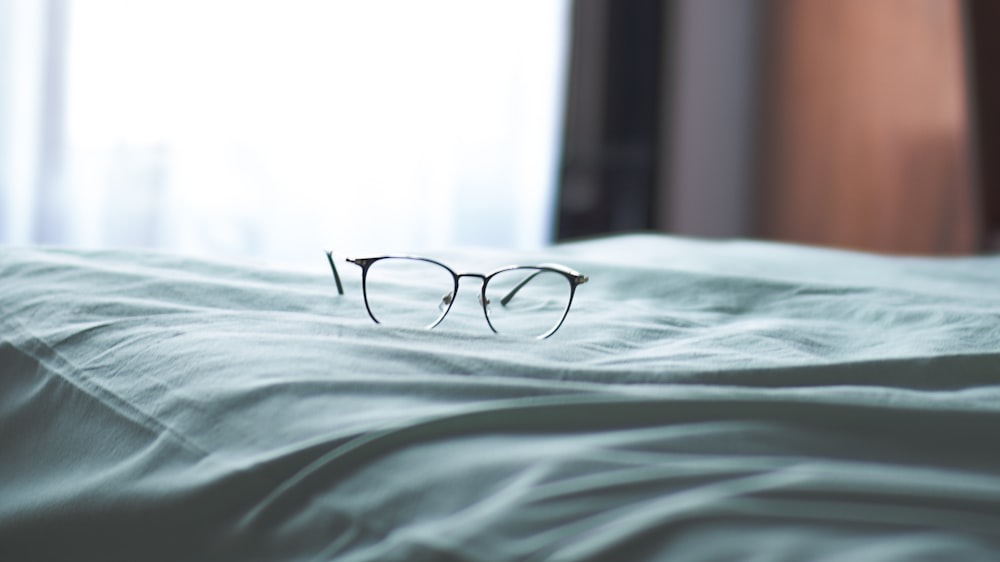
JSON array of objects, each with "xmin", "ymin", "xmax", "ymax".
[{"xmin": 325, "ymin": 251, "xmax": 589, "ymax": 339}]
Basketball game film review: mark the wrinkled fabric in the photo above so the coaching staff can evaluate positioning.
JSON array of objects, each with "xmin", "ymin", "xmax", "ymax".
[{"xmin": 2, "ymin": 234, "xmax": 999, "ymax": 561}]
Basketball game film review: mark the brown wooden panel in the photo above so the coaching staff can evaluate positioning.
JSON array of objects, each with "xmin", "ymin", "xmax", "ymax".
[{"xmin": 759, "ymin": 0, "xmax": 977, "ymax": 254}]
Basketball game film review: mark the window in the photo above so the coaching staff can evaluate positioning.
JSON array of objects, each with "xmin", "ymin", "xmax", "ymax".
[{"xmin": 3, "ymin": 0, "xmax": 570, "ymax": 267}]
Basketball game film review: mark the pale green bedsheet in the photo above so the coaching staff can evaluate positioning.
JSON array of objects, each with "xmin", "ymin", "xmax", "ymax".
[{"xmin": 2, "ymin": 234, "xmax": 999, "ymax": 561}]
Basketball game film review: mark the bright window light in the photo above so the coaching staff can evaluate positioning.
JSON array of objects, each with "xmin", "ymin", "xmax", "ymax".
[{"xmin": 63, "ymin": 0, "xmax": 569, "ymax": 266}]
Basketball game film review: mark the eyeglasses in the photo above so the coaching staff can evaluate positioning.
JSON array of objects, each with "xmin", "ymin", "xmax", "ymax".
[{"xmin": 325, "ymin": 251, "xmax": 588, "ymax": 339}]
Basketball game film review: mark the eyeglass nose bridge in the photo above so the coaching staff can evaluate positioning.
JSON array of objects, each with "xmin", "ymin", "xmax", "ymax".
[{"xmin": 435, "ymin": 272, "xmax": 492, "ymax": 323}]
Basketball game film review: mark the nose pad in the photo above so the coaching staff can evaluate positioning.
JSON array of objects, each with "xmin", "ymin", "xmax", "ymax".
[
  {"xmin": 439, "ymin": 291, "xmax": 454, "ymax": 311},
  {"xmin": 478, "ymin": 293, "xmax": 490, "ymax": 309},
  {"xmin": 435, "ymin": 277, "xmax": 491, "ymax": 331}
]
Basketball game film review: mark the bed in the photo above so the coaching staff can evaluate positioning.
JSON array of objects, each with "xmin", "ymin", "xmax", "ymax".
[{"xmin": 2, "ymin": 233, "xmax": 999, "ymax": 561}]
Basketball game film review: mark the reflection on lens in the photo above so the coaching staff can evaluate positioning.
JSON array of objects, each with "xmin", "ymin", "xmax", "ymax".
[
  {"xmin": 364, "ymin": 258, "xmax": 455, "ymax": 329},
  {"xmin": 484, "ymin": 267, "xmax": 572, "ymax": 337}
]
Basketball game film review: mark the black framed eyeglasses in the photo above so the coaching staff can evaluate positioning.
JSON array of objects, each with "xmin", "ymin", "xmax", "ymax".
[{"xmin": 325, "ymin": 251, "xmax": 588, "ymax": 339}]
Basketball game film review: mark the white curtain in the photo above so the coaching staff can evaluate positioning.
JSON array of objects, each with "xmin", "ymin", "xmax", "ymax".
[
  {"xmin": 1, "ymin": 0, "xmax": 569, "ymax": 267},
  {"xmin": 0, "ymin": 0, "xmax": 54, "ymax": 245}
]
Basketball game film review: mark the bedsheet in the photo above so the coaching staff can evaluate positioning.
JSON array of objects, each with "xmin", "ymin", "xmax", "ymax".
[{"xmin": 2, "ymin": 233, "xmax": 1000, "ymax": 561}]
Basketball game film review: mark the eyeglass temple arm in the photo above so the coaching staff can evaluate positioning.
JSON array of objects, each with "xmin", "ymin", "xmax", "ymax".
[
  {"xmin": 324, "ymin": 250, "xmax": 345, "ymax": 295},
  {"xmin": 500, "ymin": 270, "xmax": 589, "ymax": 306},
  {"xmin": 500, "ymin": 271, "xmax": 541, "ymax": 306}
]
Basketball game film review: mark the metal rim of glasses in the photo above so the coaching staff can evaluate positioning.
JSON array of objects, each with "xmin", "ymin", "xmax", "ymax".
[{"xmin": 324, "ymin": 251, "xmax": 588, "ymax": 339}]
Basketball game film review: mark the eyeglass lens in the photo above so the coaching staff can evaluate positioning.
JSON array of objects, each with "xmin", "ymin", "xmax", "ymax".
[
  {"xmin": 363, "ymin": 258, "xmax": 455, "ymax": 329},
  {"xmin": 484, "ymin": 268, "xmax": 573, "ymax": 337}
]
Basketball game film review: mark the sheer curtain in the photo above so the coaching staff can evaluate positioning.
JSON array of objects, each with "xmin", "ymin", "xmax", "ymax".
[{"xmin": 1, "ymin": 0, "xmax": 569, "ymax": 267}]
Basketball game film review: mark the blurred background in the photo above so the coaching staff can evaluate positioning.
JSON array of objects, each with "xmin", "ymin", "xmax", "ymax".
[
  {"xmin": 0, "ymin": 0, "xmax": 569, "ymax": 264},
  {"xmin": 559, "ymin": 0, "xmax": 997, "ymax": 256},
  {"xmin": 1, "ymin": 0, "xmax": 997, "ymax": 268}
]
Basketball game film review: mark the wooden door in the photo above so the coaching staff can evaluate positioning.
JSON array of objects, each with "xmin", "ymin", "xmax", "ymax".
[{"xmin": 758, "ymin": 0, "xmax": 977, "ymax": 254}]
